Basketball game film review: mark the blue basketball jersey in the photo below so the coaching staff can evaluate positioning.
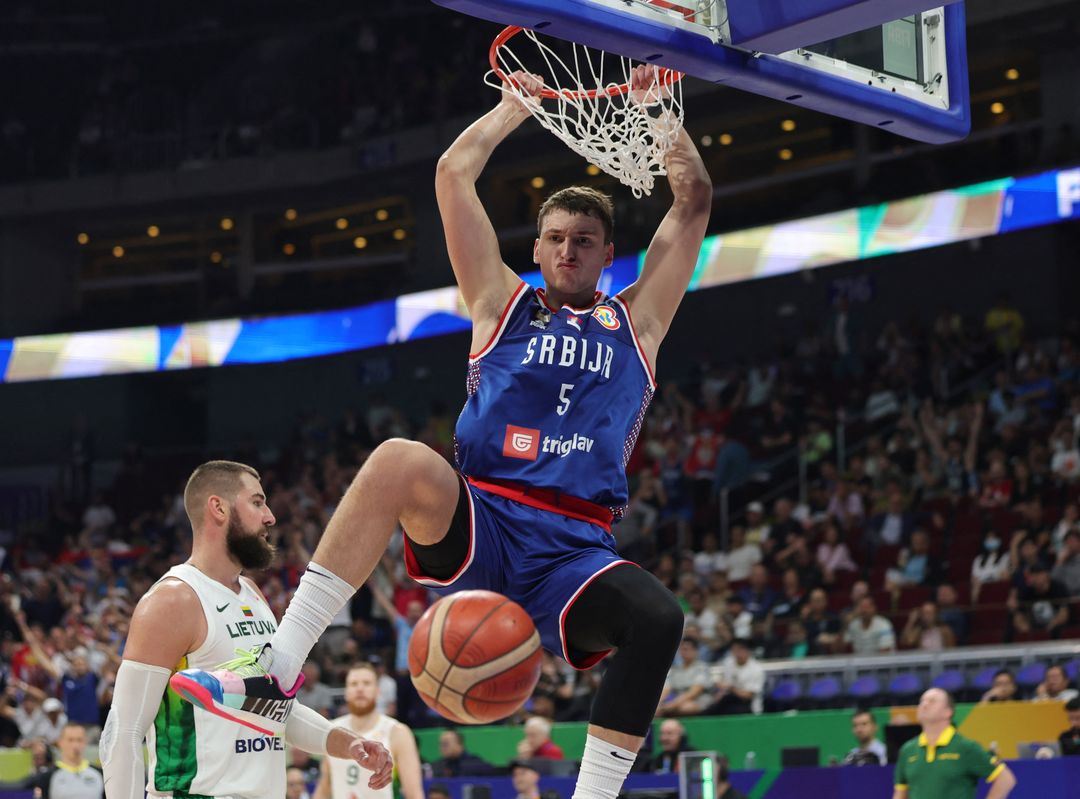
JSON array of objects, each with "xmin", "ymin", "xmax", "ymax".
[{"xmin": 455, "ymin": 282, "xmax": 656, "ymax": 515}]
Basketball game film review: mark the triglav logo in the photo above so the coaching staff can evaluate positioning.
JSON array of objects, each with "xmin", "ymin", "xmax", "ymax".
[{"xmin": 502, "ymin": 425, "xmax": 540, "ymax": 461}]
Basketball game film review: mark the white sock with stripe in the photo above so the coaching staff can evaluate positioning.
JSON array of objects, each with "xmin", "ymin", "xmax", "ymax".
[
  {"xmin": 572, "ymin": 734, "xmax": 637, "ymax": 799},
  {"xmin": 264, "ymin": 562, "xmax": 355, "ymax": 688}
]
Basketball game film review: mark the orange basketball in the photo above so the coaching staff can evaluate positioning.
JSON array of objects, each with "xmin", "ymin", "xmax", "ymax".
[{"xmin": 408, "ymin": 590, "xmax": 542, "ymax": 724}]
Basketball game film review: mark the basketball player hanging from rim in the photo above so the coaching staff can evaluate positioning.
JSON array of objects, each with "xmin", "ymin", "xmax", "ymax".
[{"xmin": 171, "ymin": 66, "xmax": 712, "ymax": 799}]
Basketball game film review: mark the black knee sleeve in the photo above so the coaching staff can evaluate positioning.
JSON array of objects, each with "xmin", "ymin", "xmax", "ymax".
[{"xmin": 563, "ymin": 564, "xmax": 684, "ymax": 736}]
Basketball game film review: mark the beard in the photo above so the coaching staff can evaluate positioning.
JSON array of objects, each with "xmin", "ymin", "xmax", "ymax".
[
  {"xmin": 347, "ymin": 695, "xmax": 377, "ymax": 717},
  {"xmin": 226, "ymin": 516, "xmax": 277, "ymax": 571}
]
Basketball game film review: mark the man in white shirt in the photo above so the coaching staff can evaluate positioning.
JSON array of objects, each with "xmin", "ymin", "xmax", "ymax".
[
  {"xmin": 843, "ymin": 710, "xmax": 887, "ymax": 765},
  {"xmin": 845, "ymin": 597, "xmax": 896, "ymax": 655},
  {"xmin": 710, "ymin": 639, "xmax": 765, "ymax": 715},
  {"xmin": 725, "ymin": 526, "xmax": 762, "ymax": 583}
]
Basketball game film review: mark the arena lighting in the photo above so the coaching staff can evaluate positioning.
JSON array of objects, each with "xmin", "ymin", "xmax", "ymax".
[
  {"xmin": 282, "ymin": 243, "xmax": 296, "ymax": 255},
  {"xmin": 701, "ymin": 135, "xmax": 714, "ymax": 147},
  {"xmin": 335, "ymin": 217, "xmax": 348, "ymax": 230},
  {"xmin": 586, "ymin": 164, "xmax": 601, "ymax": 176},
  {"xmin": 76, "ymin": 233, "xmax": 89, "ymax": 245},
  {"xmin": 719, "ymin": 133, "xmax": 733, "ymax": 146},
  {"xmin": 147, "ymin": 225, "xmax": 160, "ymax": 238},
  {"xmin": 392, "ymin": 229, "xmax": 407, "ymax": 241},
  {"xmin": 4, "ymin": 164, "xmax": 1078, "ymax": 384},
  {"xmin": 353, "ymin": 236, "xmax": 368, "ymax": 249},
  {"xmin": 375, "ymin": 208, "xmax": 389, "ymax": 221},
  {"xmin": 284, "ymin": 208, "xmax": 298, "ymax": 221},
  {"xmin": 1005, "ymin": 68, "xmax": 1019, "ymax": 81},
  {"xmin": 991, "ymin": 102, "xmax": 1005, "ymax": 115},
  {"xmin": 220, "ymin": 217, "xmax": 235, "ymax": 231},
  {"xmin": 781, "ymin": 119, "xmax": 796, "ymax": 132},
  {"xmin": 530, "ymin": 176, "xmax": 546, "ymax": 189},
  {"xmin": 210, "ymin": 251, "xmax": 223, "ymax": 264},
  {"xmin": 112, "ymin": 246, "xmax": 124, "ymax": 258},
  {"xmin": 779, "ymin": 148, "xmax": 793, "ymax": 160}
]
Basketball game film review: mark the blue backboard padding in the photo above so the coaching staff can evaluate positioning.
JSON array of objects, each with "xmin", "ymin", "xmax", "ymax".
[
  {"xmin": 434, "ymin": 0, "xmax": 970, "ymax": 142},
  {"xmin": 726, "ymin": 0, "xmax": 963, "ymax": 54}
]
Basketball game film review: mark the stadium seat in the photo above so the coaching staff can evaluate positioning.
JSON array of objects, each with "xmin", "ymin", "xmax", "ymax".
[
  {"xmin": 932, "ymin": 670, "xmax": 966, "ymax": 693},
  {"xmin": 847, "ymin": 675, "xmax": 881, "ymax": 702},
  {"xmin": 1064, "ymin": 660, "xmax": 1080, "ymax": 681},
  {"xmin": 807, "ymin": 677, "xmax": 842, "ymax": 708},
  {"xmin": 898, "ymin": 585, "xmax": 933, "ymax": 611},
  {"xmin": 769, "ymin": 679, "xmax": 802, "ymax": 710},
  {"xmin": 889, "ymin": 673, "xmax": 924, "ymax": 701},
  {"xmin": 1016, "ymin": 662, "xmax": 1047, "ymax": 689},
  {"xmin": 976, "ymin": 581, "xmax": 1011, "ymax": 604},
  {"xmin": 971, "ymin": 666, "xmax": 1000, "ymax": 692}
]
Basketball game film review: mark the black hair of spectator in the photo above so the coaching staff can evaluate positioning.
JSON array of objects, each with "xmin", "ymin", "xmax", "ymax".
[
  {"xmin": 851, "ymin": 709, "xmax": 875, "ymax": 723},
  {"xmin": 429, "ymin": 785, "xmax": 451, "ymax": 799},
  {"xmin": 1066, "ymin": 698, "xmax": 1080, "ymax": 712}
]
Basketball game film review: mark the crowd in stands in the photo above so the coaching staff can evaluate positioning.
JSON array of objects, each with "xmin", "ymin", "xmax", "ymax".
[{"xmin": 0, "ymin": 295, "xmax": 1076, "ymax": 780}]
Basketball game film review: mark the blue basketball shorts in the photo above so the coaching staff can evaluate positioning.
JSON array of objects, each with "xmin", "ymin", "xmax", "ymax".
[{"xmin": 403, "ymin": 475, "xmax": 631, "ymax": 669}]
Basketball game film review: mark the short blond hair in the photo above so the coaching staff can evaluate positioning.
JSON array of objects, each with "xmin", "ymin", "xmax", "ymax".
[
  {"xmin": 537, "ymin": 186, "xmax": 615, "ymax": 243},
  {"xmin": 183, "ymin": 460, "xmax": 260, "ymax": 527}
]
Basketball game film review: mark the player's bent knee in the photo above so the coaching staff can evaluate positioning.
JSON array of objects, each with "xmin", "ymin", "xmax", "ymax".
[{"xmin": 638, "ymin": 588, "xmax": 684, "ymax": 652}]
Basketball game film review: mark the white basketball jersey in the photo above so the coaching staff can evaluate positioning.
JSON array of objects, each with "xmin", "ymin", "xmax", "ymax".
[
  {"xmin": 145, "ymin": 563, "xmax": 284, "ymax": 799},
  {"xmin": 328, "ymin": 714, "xmax": 398, "ymax": 799}
]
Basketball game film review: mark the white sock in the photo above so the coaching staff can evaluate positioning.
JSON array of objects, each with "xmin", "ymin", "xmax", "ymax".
[
  {"xmin": 572, "ymin": 734, "xmax": 637, "ymax": 799},
  {"xmin": 265, "ymin": 562, "xmax": 355, "ymax": 687}
]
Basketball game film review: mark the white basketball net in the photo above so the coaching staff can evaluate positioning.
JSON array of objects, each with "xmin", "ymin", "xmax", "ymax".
[{"xmin": 486, "ymin": 28, "xmax": 685, "ymax": 198}]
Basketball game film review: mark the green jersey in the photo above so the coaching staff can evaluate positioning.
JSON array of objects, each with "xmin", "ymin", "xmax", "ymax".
[{"xmin": 894, "ymin": 725, "xmax": 1004, "ymax": 799}]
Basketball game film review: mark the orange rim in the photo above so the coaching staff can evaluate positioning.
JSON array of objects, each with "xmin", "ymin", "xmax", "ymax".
[{"xmin": 489, "ymin": 25, "xmax": 683, "ymax": 101}]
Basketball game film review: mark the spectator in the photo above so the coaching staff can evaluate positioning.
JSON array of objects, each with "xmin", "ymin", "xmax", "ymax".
[
  {"xmin": 977, "ymin": 457, "xmax": 1014, "ymax": 508},
  {"xmin": 692, "ymin": 533, "xmax": 728, "ymax": 578},
  {"xmin": 296, "ymin": 662, "xmax": 334, "ymax": 717},
  {"xmin": 971, "ymin": 530, "xmax": 1011, "ymax": 602},
  {"xmin": 826, "ymin": 480, "xmax": 865, "ymax": 531},
  {"xmin": 428, "ymin": 786, "xmax": 452, "ymax": 799},
  {"xmin": 770, "ymin": 619, "xmax": 810, "ymax": 659},
  {"xmin": 430, "ymin": 729, "xmax": 495, "ymax": 777},
  {"xmin": 1035, "ymin": 665, "xmax": 1079, "ymax": 703},
  {"xmin": 722, "ymin": 595, "xmax": 753, "ymax": 641},
  {"xmin": 901, "ymin": 602, "xmax": 956, "ymax": 652},
  {"xmin": 1008, "ymin": 565, "xmax": 1070, "ymax": 639},
  {"xmin": 845, "ymin": 597, "xmax": 896, "ymax": 655},
  {"xmin": 886, "ymin": 529, "xmax": 934, "ymax": 592},
  {"xmin": 710, "ymin": 639, "xmax": 765, "ymax": 715},
  {"xmin": 800, "ymin": 588, "xmax": 843, "ymax": 655},
  {"xmin": 684, "ymin": 588, "xmax": 720, "ymax": 649},
  {"xmin": 738, "ymin": 564, "xmax": 776, "ymax": 621},
  {"xmin": 19, "ymin": 738, "xmax": 53, "ymax": 789},
  {"xmin": 1, "ymin": 685, "xmax": 66, "ymax": 746},
  {"xmin": 715, "ymin": 761, "xmax": 747, "ymax": 799},
  {"xmin": 816, "ymin": 522, "xmax": 857, "ymax": 585},
  {"xmin": 843, "ymin": 710, "xmax": 887, "ymax": 765},
  {"xmin": 1053, "ymin": 531, "xmax": 1080, "ymax": 595},
  {"xmin": 758, "ymin": 399, "xmax": 796, "ymax": 463},
  {"xmin": 641, "ymin": 718, "xmax": 690, "ymax": 773},
  {"xmin": 985, "ymin": 293, "xmax": 1024, "ymax": 358},
  {"xmin": 286, "ymin": 767, "xmax": 311, "ymax": 799},
  {"xmin": 531, "ymin": 653, "xmax": 573, "ymax": 721},
  {"xmin": 1059, "ymin": 697, "xmax": 1080, "ymax": 756},
  {"xmin": 508, "ymin": 760, "xmax": 558, "ymax": 799},
  {"xmin": 744, "ymin": 503, "xmax": 771, "ymax": 550},
  {"xmin": 30, "ymin": 723, "xmax": 102, "ymax": 799},
  {"xmin": 288, "ymin": 749, "xmax": 322, "ymax": 786},
  {"xmin": 516, "ymin": 717, "xmax": 564, "ymax": 761},
  {"xmin": 980, "ymin": 670, "xmax": 1018, "ymax": 703},
  {"xmin": 770, "ymin": 569, "xmax": 806, "ymax": 620},
  {"xmin": 935, "ymin": 584, "xmax": 968, "ymax": 645},
  {"xmin": 1053, "ymin": 505, "xmax": 1080, "ymax": 554},
  {"xmin": 370, "ymin": 656, "xmax": 397, "ymax": 717},
  {"xmin": 658, "ymin": 638, "xmax": 712, "ymax": 717},
  {"xmin": 865, "ymin": 491, "xmax": 916, "ymax": 551},
  {"xmin": 725, "ymin": 526, "xmax": 762, "ymax": 582}
]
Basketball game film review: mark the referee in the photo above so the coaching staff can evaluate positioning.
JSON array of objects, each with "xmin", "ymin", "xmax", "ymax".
[
  {"xmin": 32, "ymin": 722, "xmax": 103, "ymax": 799},
  {"xmin": 893, "ymin": 688, "xmax": 1016, "ymax": 799}
]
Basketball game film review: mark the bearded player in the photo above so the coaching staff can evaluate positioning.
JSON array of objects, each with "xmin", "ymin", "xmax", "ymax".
[
  {"xmin": 172, "ymin": 67, "xmax": 711, "ymax": 799},
  {"xmin": 101, "ymin": 461, "xmax": 391, "ymax": 799},
  {"xmin": 314, "ymin": 663, "xmax": 422, "ymax": 799}
]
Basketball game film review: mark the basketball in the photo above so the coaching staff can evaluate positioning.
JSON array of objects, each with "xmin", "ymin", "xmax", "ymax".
[{"xmin": 408, "ymin": 590, "xmax": 542, "ymax": 724}]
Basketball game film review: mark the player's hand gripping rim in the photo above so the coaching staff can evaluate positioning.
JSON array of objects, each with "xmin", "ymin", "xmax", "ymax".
[
  {"xmin": 348, "ymin": 737, "xmax": 394, "ymax": 790},
  {"xmin": 499, "ymin": 69, "xmax": 545, "ymax": 117}
]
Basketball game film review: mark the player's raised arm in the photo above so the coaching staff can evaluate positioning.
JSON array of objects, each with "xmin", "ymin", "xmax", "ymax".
[
  {"xmin": 618, "ymin": 66, "xmax": 712, "ymax": 355},
  {"xmin": 435, "ymin": 71, "xmax": 541, "ymax": 330},
  {"xmin": 101, "ymin": 581, "xmax": 205, "ymax": 799}
]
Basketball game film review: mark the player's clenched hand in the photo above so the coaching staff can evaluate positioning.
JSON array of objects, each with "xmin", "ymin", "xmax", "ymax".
[
  {"xmin": 500, "ymin": 69, "xmax": 544, "ymax": 115},
  {"xmin": 348, "ymin": 737, "xmax": 394, "ymax": 790}
]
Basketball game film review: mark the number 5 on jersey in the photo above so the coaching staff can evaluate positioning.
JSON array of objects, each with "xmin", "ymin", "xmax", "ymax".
[{"xmin": 556, "ymin": 383, "xmax": 575, "ymax": 416}]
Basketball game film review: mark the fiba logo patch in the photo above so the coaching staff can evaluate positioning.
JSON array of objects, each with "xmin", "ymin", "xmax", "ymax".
[
  {"xmin": 592, "ymin": 306, "xmax": 620, "ymax": 330},
  {"xmin": 502, "ymin": 425, "xmax": 540, "ymax": 460}
]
